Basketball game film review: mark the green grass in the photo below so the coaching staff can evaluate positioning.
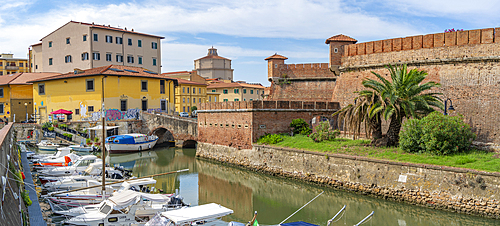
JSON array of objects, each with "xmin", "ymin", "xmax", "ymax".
[{"xmin": 257, "ymin": 134, "xmax": 500, "ymax": 173}]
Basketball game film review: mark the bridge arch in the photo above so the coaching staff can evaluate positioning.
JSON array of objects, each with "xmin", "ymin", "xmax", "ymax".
[
  {"xmin": 150, "ymin": 126, "xmax": 175, "ymax": 147},
  {"xmin": 182, "ymin": 139, "xmax": 197, "ymax": 148}
]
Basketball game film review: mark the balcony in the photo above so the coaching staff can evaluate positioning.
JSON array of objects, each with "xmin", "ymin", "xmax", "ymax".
[{"xmin": 5, "ymin": 66, "xmax": 19, "ymax": 70}]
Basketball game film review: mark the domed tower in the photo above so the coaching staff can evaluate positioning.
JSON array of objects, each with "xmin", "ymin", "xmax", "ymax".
[
  {"xmin": 325, "ymin": 34, "xmax": 357, "ymax": 74},
  {"xmin": 194, "ymin": 47, "xmax": 233, "ymax": 80},
  {"xmin": 265, "ymin": 53, "xmax": 288, "ymax": 83}
]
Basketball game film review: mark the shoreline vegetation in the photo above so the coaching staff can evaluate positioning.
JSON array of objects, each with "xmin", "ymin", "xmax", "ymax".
[{"xmin": 257, "ymin": 134, "xmax": 500, "ymax": 173}]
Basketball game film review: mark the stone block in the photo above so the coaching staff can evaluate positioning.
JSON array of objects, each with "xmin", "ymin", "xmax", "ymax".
[
  {"xmin": 290, "ymin": 101, "xmax": 302, "ymax": 109},
  {"xmin": 383, "ymin": 39, "xmax": 393, "ymax": 52},
  {"xmin": 434, "ymin": 33, "xmax": 445, "ymax": 47},
  {"xmin": 469, "ymin": 29, "xmax": 481, "ymax": 44},
  {"xmin": 481, "ymin": 28, "xmax": 494, "ymax": 44},
  {"xmin": 303, "ymin": 101, "xmax": 315, "ymax": 109},
  {"xmin": 495, "ymin": 28, "xmax": 500, "ymax": 43},
  {"xmin": 412, "ymin": 35, "xmax": 423, "ymax": 49},
  {"xmin": 393, "ymin": 38, "xmax": 402, "ymax": 51},
  {"xmin": 457, "ymin": 31, "xmax": 469, "ymax": 46},
  {"xmin": 374, "ymin": 40, "xmax": 383, "ymax": 53},
  {"xmin": 445, "ymin": 32, "xmax": 457, "ymax": 46},
  {"xmin": 263, "ymin": 101, "xmax": 277, "ymax": 109},
  {"xmin": 402, "ymin": 37, "xmax": 413, "ymax": 50},
  {"xmin": 315, "ymin": 102, "xmax": 326, "ymax": 109},
  {"xmin": 423, "ymin": 34, "xmax": 434, "ymax": 48},
  {"xmin": 366, "ymin": 42, "xmax": 374, "ymax": 54},
  {"xmin": 277, "ymin": 101, "xmax": 290, "ymax": 109},
  {"xmin": 357, "ymin": 43, "xmax": 366, "ymax": 55}
]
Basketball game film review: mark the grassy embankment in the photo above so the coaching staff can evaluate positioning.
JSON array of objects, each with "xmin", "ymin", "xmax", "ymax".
[{"xmin": 259, "ymin": 135, "xmax": 500, "ymax": 173}]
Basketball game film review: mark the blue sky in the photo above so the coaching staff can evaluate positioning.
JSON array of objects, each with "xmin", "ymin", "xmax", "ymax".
[{"xmin": 1, "ymin": 0, "xmax": 500, "ymax": 86}]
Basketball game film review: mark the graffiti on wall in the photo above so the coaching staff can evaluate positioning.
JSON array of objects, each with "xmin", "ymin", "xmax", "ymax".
[{"xmin": 81, "ymin": 108, "xmax": 160, "ymax": 121}]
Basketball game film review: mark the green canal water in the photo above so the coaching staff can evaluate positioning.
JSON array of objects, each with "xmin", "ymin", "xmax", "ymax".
[{"xmin": 103, "ymin": 146, "xmax": 499, "ymax": 226}]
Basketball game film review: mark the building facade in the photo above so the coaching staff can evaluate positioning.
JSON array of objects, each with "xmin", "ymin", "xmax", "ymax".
[
  {"xmin": 0, "ymin": 54, "xmax": 29, "ymax": 75},
  {"xmin": 29, "ymin": 65, "xmax": 176, "ymax": 123},
  {"xmin": 172, "ymin": 78, "xmax": 208, "ymax": 114},
  {"xmin": 30, "ymin": 21, "xmax": 163, "ymax": 74},
  {"xmin": 194, "ymin": 47, "xmax": 233, "ymax": 80},
  {"xmin": 207, "ymin": 81, "xmax": 264, "ymax": 102}
]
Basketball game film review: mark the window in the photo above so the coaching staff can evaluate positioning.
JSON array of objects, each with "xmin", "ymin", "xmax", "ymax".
[
  {"xmin": 161, "ymin": 100, "xmax": 166, "ymax": 111},
  {"xmin": 65, "ymin": 55, "xmax": 72, "ymax": 63},
  {"xmin": 199, "ymin": 98, "xmax": 201, "ymax": 103},
  {"xmin": 83, "ymin": 35, "xmax": 87, "ymax": 41},
  {"xmin": 88, "ymin": 106, "xmax": 94, "ymax": 112},
  {"xmin": 141, "ymin": 80, "xmax": 148, "ymax": 91},
  {"xmin": 138, "ymin": 40, "xmax": 142, "ymax": 47},
  {"xmin": 116, "ymin": 54, "xmax": 123, "ymax": 62},
  {"xmin": 250, "ymin": 90, "xmax": 254, "ymax": 94},
  {"xmin": 86, "ymin": 79, "xmax": 94, "ymax": 91},
  {"xmin": 243, "ymin": 89, "xmax": 247, "ymax": 94},
  {"xmin": 152, "ymin": 58, "xmax": 157, "ymax": 66},
  {"xmin": 151, "ymin": 42, "xmax": 158, "ymax": 49},
  {"xmin": 187, "ymin": 98, "xmax": 190, "ymax": 103},
  {"xmin": 334, "ymin": 48, "xmax": 338, "ymax": 53},
  {"xmin": 199, "ymin": 88, "xmax": 201, "ymax": 94},
  {"xmin": 81, "ymin": 52, "xmax": 89, "ymax": 61},
  {"xmin": 48, "ymin": 41, "xmax": 52, "ymax": 47},
  {"xmin": 20, "ymin": 63, "xmax": 23, "ymax": 67},
  {"xmin": 120, "ymin": 100, "xmax": 127, "ymax": 111},
  {"xmin": 193, "ymin": 88, "xmax": 195, "ymax": 94},
  {"xmin": 93, "ymin": 52, "xmax": 100, "ymax": 60},
  {"xmin": 0, "ymin": 103, "xmax": 4, "ymax": 114},
  {"xmin": 0, "ymin": 72, "xmax": 2, "ymax": 75},
  {"xmin": 66, "ymin": 38, "xmax": 70, "ymax": 44},
  {"xmin": 49, "ymin": 58, "xmax": 53, "ymax": 65},
  {"xmin": 116, "ymin": 37, "xmax": 122, "ymax": 44},
  {"xmin": 75, "ymin": 109, "xmax": 80, "ymax": 115},
  {"xmin": 106, "ymin": 53, "xmax": 112, "ymax": 61},
  {"xmin": 223, "ymin": 89, "xmax": 228, "ymax": 94},
  {"xmin": 215, "ymin": 97, "xmax": 217, "ymax": 102},
  {"xmin": 183, "ymin": 107, "xmax": 185, "ymax": 112},
  {"xmin": 187, "ymin": 87, "xmax": 190, "ymax": 93},
  {"xmin": 160, "ymin": 80, "xmax": 165, "ymax": 94},
  {"xmin": 183, "ymin": 98, "xmax": 185, "ymax": 103},
  {"xmin": 106, "ymin": 35, "xmax": 113, "ymax": 43},
  {"xmin": 212, "ymin": 89, "xmax": 216, "ymax": 92},
  {"xmin": 250, "ymin": 99, "xmax": 253, "ymax": 101},
  {"xmin": 234, "ymin": 89, "xmax": 239, "ymax": 94},
  {"xmin": 193, "ymin": 98, "xmax": 195, "ymax": 103},
  {"xmin": 138, "ymin": 56, "xmax": 143, "ymax": 65},
  {"xmin": 182, "ymin": 87, "xmax": 185, "ymax": 93},
  {"xmin": 128, "ymin": 38, "xmax": 132, "ymax": 46},
  {"xmin": 223, "ymin": 99, "xmax": 228, "ymax": 102},
  {"xmin": 234, "ymin": 98, "xmax": 239, "ymax": 101},
  {"xmin": 244, "ymin": 98, "xmax": 246, "ymax": 101},
  {"xmin": 93, "ymin": 33, "xmax": 98, "ymax": 41},
  {"xmin": 127, "ymin": 55, "xmax": 134, "ymax": 63},
  {"xmin": 35, "ymin": 65, "xmax": 38, "ymax": 69},
  {"xmin": 209, "ymin": 96, "xmax": 211, "ymax": 102},
  {"xmin": 257, "ymin": 90, "xmax": 259, "ymax": 94},
  {"xmin": 0, "ymin": 62, "xmax": 2, "ymax": 66},
  {"xmin": 0, "ymin": 88, "xmax": 3, "ymax": 98},
  {"xmin": 142, "ymin": 100, "xmax": 147, "ymax": 111}
]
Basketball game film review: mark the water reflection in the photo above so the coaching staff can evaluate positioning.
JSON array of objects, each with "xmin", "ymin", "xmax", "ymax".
[{"xmin": 106, "ymin": 146, "xmax": 499, "ymax": 226}]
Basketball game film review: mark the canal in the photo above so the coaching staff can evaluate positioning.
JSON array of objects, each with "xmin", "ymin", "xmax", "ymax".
[{"xmin": 103, "ymin": 146, "xmax": 499, "ymax": 226}]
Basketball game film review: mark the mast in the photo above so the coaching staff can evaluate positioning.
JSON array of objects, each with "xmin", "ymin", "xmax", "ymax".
[{"xmin": 101, "ymin": 75, "xmax": 107, "ymax": 199}]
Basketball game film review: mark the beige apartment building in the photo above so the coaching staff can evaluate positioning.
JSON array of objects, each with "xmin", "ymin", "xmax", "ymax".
[
  {"xmin": 194, "ymin": 47, "xmax": 233, "ymax": 80},
  {"xmin": 207, "ymin": 81, "xmax": 264, "ymax": 102},
  {"xmin": 30, "ymin": 21, "xmax": 163, "ymax": 74},
  {"xmin": 0, "ymin": 53, "xmax": 29, "ymax": 75}
]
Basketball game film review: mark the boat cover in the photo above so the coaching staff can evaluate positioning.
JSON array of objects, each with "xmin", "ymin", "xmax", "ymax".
[
  {"xmin": 107, "ymin": 190, "xmax": 170, "ymax": 210},
  {"xmin": 281, "ymin": 221, "xmax": 319, "ymax": 226},
  {"xmin": 159, "ymin": 203, "xmax": 233, "ymax": 224}
]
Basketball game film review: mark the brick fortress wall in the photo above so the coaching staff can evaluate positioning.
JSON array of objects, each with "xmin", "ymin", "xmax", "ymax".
[
  {"xmin": 334, "ymin": 28, "xmax": 500, "ymax": 144},
  {"xmin": 197, "ymin": 100, "xmax": 339, "ymax": 149}
]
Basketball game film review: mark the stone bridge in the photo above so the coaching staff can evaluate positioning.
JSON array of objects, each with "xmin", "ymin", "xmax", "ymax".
[{"xmin": 142, "ymin": 112, "xmax": 198, "ymax": 148}]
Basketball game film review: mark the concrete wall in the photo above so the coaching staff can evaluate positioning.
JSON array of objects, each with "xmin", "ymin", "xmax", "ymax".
[{"xmin": 197, "ymin": 142, "xmax": 500, "ymax": 218}]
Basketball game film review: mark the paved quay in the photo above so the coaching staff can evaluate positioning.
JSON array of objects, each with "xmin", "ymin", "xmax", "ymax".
[{"xmin": 21, "ymin": 150, "xmax": 47, "ymax": 226}]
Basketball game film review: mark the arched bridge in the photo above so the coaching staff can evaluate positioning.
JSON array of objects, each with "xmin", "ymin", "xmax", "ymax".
[{"xmin": 142, "ymin": 112, "xmax": 198, "ymax": 148}]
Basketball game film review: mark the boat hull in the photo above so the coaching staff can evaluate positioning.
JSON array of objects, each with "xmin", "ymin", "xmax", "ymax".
[{"xmin": 106, "ymin": 134, "xmax": 159, "ymax": 154}]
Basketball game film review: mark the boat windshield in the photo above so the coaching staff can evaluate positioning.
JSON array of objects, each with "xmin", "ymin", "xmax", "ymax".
[
  {"xmin": 73, "ymin": 160, "xmax": 82, "ymax": 166},
  {"xmin": 99, "ymin": 204, "xmax": 112, "ymax": 214}
]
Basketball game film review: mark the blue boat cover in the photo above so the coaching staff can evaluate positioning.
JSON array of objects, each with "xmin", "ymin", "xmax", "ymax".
[{"xmin": 281, "ymin": 221, "xmax": 319, "ymax": 226}]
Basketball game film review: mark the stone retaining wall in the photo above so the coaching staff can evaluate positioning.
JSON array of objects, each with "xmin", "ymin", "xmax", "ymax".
[{"xmin": 196, "ymin": 142, "xmax": 500, "ymax": 219}]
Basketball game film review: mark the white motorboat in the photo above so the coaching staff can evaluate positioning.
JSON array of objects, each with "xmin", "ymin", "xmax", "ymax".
[
  {"xmin": 38, "ymin": 155, "xmax": 100, "ymax": 177},
  {"xmin": 32, "ymin": 152, "xmax": 80, "ymax": 167},
  {"xmin": 69, "ymin": 142, "xmax": 96, "ymax": 152},
  {"xmin": 63, "ymin": 190, "xmax": 185, "ymax": 226},
  {"xmin": 38, "ymin": 163, "xmax": 131, "ymax": 185},
  {"xmin": 105, "ymin": 134, "xmax": 159, "ymax": 154},
  {"xmin": 27, "ymin": 148, "xmax": 71, "ymax": 160},
  {"xmin": 145, "ymin": 203, "xmax": 234, "ymax": 226},
  {"xmin": 37, "ymin": 140, "xmax": 60, "ymax": 151}
]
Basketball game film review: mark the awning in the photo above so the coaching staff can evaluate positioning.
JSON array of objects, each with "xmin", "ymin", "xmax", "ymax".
[
  {"xmin": 50, "ymin": 109, "xmax": 73, "ymax": 115},
  {"xmin": 87, "ymin": 125, "xmax": 120, "ymax": 130}
]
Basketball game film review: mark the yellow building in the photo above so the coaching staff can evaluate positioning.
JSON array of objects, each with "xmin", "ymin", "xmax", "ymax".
[
  {"xmin": 207, "ymin": 81, "xmax": 264, "ymax": 102},
  {"xmin": 163, "ymin": 70, "xmax": 206, "ymax": 84},
  {"xmin": 29, "ymin": 65, "xmax": 176, "ymax": 123},
  {"xmin": 0, "ymin": 53, "xmax": 29, "ymax": 75},
  {"xmin": 170, "ymin": 78, "xmax": 209, "ymax": 114},
  {"xmin": 0, "ymin": 72, "xmax": 60, "ymax": 122}
]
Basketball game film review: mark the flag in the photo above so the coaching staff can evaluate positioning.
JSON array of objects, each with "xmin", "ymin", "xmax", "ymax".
[{"xmin": 253, "ymin": 220, "xmax": 259, "ymax": 226}]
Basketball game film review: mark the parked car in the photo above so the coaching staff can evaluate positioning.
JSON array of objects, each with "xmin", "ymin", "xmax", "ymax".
[
  {"xmin": 191, "ymin": 110, "xmax": 197, "ymax": 118},
  {"xmin": 179, "ymin": 112, "xmax": 189, "ymax": 117}
]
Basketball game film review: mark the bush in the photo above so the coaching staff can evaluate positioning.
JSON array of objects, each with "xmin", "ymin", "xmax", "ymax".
[
  {"xmin": 63, "ymin": 133, "xmax": 73, "ymax": 139},
  {"xmin": 399, "ymin": 112, "xmax": 476, "ymax": 155},
  {"xmin": 290, "ymin": 118, "xmax": 312, "ymax": 135},
  {"xmin": 21, "ymin": 190, "xmax": 31, "ymax": 206},
  {"xmin": 257, "ymin": 134, "xmax": 284, "ymax": 144},
  {"xmin": 42, "ymin": 122, "xmax": 52, "ymax": 129},
  {"xmin": 59, "ymin": 124, "xmax": 68, "ymax": 129},
  {"xmin": 48, "ymin": 127, "xmax": 54, "ymax": 131},
  {"xmin": 309, "ymin": 121, "xmax": 339, "ymax": 142}
]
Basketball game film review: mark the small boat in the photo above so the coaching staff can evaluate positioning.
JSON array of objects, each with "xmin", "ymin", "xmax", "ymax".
[
  {"xmin": 27, "ymin": 148, "xmax": 71, "ymax": 160},
  {"xmin": 105, "ymin": 133, "xmax": 159, "ymax": 154},
  {"xmin": 37, "ymin": 140, "xmax": 60, "ymax": 151},
  {"xmin": 31, "ymin": 152, "xmax": 80, "ymax": 168},
  {"xmin": 39, "ymin": 164, "xmax": 131, "ymax": 185},
  {"xmin": 145, "ymin": 203, "xmax": 233, "ymax": 226},
  {"xmin": 69, "ymin": 141, "xmax": 96, "ymax": 152},
  {"xmin": 38, "ymin": 155, "xmax": 100, "ymax": 177}
]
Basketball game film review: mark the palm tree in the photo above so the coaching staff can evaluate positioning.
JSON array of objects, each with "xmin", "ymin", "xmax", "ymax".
[{"xmin": 364, "ymin": 64, "xmax": 443, "ymax": 146}]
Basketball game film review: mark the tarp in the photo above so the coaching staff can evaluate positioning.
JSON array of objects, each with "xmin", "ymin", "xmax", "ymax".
[
  {"xmin": 107, "ymin": 190, "xmax": 170, "ymax": 210},
  {"xmin": 160, "ymin": 203, "xmax": 233, "ymax": 225},
  {"xmin": 87, "ymin": 125, "xmax": 120, "ymax": 130},
  {"xmin": 50, "ymin": 109, "xmax": 73, "ymax": 115}
]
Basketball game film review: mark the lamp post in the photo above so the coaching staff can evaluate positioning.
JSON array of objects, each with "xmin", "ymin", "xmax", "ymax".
[
  {"xmin": 24, "ymin": 102, "xmax": 28, "ymax": 122},
  {"xmin": 444, "ymin": 98, "xmax": 455, "ymax": 115},
  {"xmin": 101, "ymin": 75, "xmax": 107, "ymax": 199}
]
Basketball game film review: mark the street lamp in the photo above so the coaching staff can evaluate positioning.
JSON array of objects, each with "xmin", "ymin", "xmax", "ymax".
[
  {"xmin": 444, "ymin": 98, "xmax": 455, "ymax": 115},
  {"xmin": 24, "ymin": 102, "xmax": 28, "ymax": 122}
]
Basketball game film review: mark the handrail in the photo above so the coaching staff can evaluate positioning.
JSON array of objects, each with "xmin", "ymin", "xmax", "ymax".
[
  {"xmin": 327, "ymin": 205, "xmax": 346, "ymax": 226},
  {"xmin": 279, "ymin": 191, "xmax": 324, "ymax": 225},
  {"xmin": 354, "ymin": 211, "xmax": 374, "ymax": 226}
]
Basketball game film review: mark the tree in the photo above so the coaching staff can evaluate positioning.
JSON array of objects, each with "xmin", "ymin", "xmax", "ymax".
[{"xmin": 365, "ymin": 64, "xmax": 443, "ymax": 146}]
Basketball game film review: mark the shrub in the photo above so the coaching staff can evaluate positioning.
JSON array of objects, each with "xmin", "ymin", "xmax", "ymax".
[
  {"xmin": 399, "ymin": 112, "xmax": 476, "ymax": 155},
  {"xmin": 290, "ymin": 118, "xmax": 312, "ymax": 135},
  {"xmin": 21, "ymin": 190, "xmax": 31, "ymax": 206},
  {"xmin": 309, "ymin": 121, "xmax": 339, "ymax": 142},
  {"xmin": 63, "ymin": 133, "xmax": 73, "ymax": 139},
  {"xmin": 48, "ymin": 127, "xmax": 54, "ymax": 131},
  {"xmin": 257, "ymin": 134, "xmax": 284, "ymax": 144},
  {"xmin": 42, "ymin": 122, "xmax": 52, "ymax": 129},
  {"xmin": 59, "ymin": 124, "xmax": 68, "ymax": 129},
  {"xmin": 86, "ymin": 138, "xmax": 92, "ymax": 144}
]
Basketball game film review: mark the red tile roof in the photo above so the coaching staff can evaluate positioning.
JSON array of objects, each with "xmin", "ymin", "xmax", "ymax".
[
  {"xmin": 207, "ymin": 82, "xmax": 264, "ymax": 89},
  {"xmin": 265, "ymin": 54, "xmax": 288, "ymax": 61},
  {"xmin": 31, "ymin": 43, "xmax": 42, "ymax": 46},
  {"xmin": 27, "ymin": 65, "xmax": 174, "ymax": 83},
  {"xmin": 325, "ymin": 34, "xmax": 357, "ymax": 44},
  {"xmin": 161, "ymin": 71, "xmax": 192, "ymax": 75},
  {"xmin": 40, "ymin": 21, "xmax": 164, "ymax": 41},
  {"xmin": 195, "ymin": 55, "xmax": 230, "ymax": 61},
  {"xmin": 168, "ymin": 77, "xmax": 207, "ymax": 86},
  {"xmin": 9, "ymin": 72, "xmax": 61, "ymax": 85}
]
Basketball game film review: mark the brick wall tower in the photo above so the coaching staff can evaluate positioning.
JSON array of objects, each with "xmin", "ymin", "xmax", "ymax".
[
  {"xmin": 325, "ymin": 34, "xmax": 357, "ymax": 74},
  {"xmin": 265, "ymin": 53, "xmax": 288, "ymax": 83}
]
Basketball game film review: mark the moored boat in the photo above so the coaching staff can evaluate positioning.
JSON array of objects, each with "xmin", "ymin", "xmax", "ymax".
[
  {"xmin": 37, "ymin": 140, "xmax": 60, "ymax": 151},
  {"xmin": 105, "ymin": 133, "xmax": 159, "ymax": 154}
]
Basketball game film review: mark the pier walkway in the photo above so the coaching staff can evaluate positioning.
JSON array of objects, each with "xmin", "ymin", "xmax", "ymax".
[{"xmin": 21, "ymin": 150, "xmax": 47, "ymax": 226}]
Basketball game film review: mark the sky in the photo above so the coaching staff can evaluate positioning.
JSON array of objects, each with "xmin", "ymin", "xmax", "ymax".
[{"xmin": 1, "ymin": 0, "xmax": 500, "ymax": 86}]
